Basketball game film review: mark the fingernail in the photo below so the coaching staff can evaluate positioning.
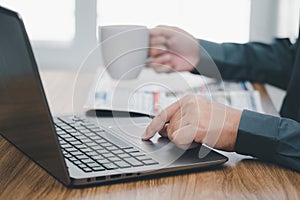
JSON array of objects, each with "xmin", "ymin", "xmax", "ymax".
[{"xmin": 141, "ymin": 132, "xmax": 148, "ymax": 140}]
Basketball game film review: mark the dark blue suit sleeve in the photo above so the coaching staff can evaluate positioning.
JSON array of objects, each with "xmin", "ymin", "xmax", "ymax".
[
  {"xmin": 193, "ymin": 39, "xmax": 300, "ymax": 171},
  {"xmin": 194, "ymin": 39, "xmax": 297, "ymax": 89},
  {"xmin": 236, "ymin": 110, "xmax": 300, "ymax": 172}
]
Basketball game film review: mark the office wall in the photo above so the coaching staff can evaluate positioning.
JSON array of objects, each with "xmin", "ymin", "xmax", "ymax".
[
  {"xmin": 250, "ymin": 0, "xmax": 299, "ymax": 43},
  {"xmin": 1, "ymin": 0, "xmax": 298, "ymax": 70},
  {"xmin": 250, "ymin": 0, "xmax": 299, "ymax": 111}
]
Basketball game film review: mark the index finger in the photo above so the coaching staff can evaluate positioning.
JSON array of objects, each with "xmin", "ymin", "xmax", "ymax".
[{"xmin": 142, "ymin": 99, "xmax": 182, "ymax": 140}]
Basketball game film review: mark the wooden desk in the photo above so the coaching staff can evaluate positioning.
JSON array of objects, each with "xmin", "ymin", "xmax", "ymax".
[{"xmin": 1, "ymin": 70, "xmax": 299, "ymax": 200}]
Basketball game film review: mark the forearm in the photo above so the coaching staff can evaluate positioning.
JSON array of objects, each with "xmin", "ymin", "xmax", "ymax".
[
  {"xmin": 235, "ymin": 110, "xmax": 300, "ymax": 172},
  {"xmin": 194, "ymin": 39, "xmax": 296, "ymax": 89}
]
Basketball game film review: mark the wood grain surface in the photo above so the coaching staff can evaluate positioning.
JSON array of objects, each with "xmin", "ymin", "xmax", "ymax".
[{"xmin": 0, "ymin": 70, "xmax": 299, "ymax": 200}]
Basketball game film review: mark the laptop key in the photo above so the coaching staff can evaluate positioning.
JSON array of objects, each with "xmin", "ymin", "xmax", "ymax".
[
  {"xmin": 56, "ymin": 129, "xmax": 67, "ymax": 135},
  {"xmin": 78, "ymin": 163, "xmax": 88, "ymax": 169},
  {"xmin": 86, "ymin": 162, "xmax": 101, "ymax": 168},
  {"xmin": 83, "ymin": 132, "xmax": 97, "ymax": 137},
  {"xmin": 81, "ymin": 158, "xmax": 96, "ymax": 164},
  {"xmin": 61, "ymin": 143, "xmax": 72, "ymax": 148},
  {"xmin": 85, "ymin": 142, "xmax": 98, "ymax": 147},
  {"xmin": 91, "ymin": 154, "xmax": 104, "ymax": 160},
  {"xmin": 67, "ymin": 147, "xmax": 77, "ymax": 152},
  {"xmin": 76, "ymin": 154, "xmax": 89, "ymax": 160},
  {"xmin": 124, "ymin": 157, "xmax": 144, "ymax": 167},
  {"xmin": 141, "ymin": 159, "xmax": 159, "ymax": 166},
  {"xmin": 106, "ymin": 146, "xmax": 118, "ymax": 151},
  {"xmin": 86, "ymin": 151, "xmax": 98, "ymax": 156},
  {"xmin": 108, "ymin": 157, "xmax": 121, "ymax": 162},
  {"xmin": 66, "ymin": 137, "xmax": 77, "ymax": 142},
  {"xmin": 92, "ymin": 166, "xmax": 105, "ymax": 171},
  {"xmin": 102, "ymin": 163, "xmax": 118, "ymax": 170},
  {"xmin": 63, "ymin": 135, "xmax": 74, "ymax": 140},
  {"xmin": 101, "ymin": 143, "xmax": 113, "ymax": 147},
  {"xmin": 79, "ymin": 129, "xmax": 93, "ymax": 134},
  {"xmin": 68, "ymin": 157, "xmax": 77, "ymax": 162},
  {"xmin": 58, "ymin": 140, "xmax": 67, "ymax": 145},
  {"xmin": 135, "ymin": 155, "xmax": 152, "ymax": 161},
  {"xmin": 97, "ymin": 158, "xmax": 110, "ymax": 164},
  {"xmin": 114, "ymin": 160, "xmax": 131, "ymax": 168},
  {"xmin": 70, "ymin": 140, "xmax": 82, "ymax": 145},
  {"xmin": 94, "ymin": 138, "xmax": 107, "ymax": 143},
  {"xmin": 97, "ymin": 149, "xmax": 109, "ymax": 154},
  {"xmin": 64, "ymin": 127, "xmax": 75, "ymax": 132},
  {"xmin": 76, "ymin": 144, "xmax": 87, "ymax": 149},
  {"xmin": 81, "ymin": 147, "xmax": 94, "ymax": 153},
  {"xmin": 91, "ymin": 145, "xmax": 104, "ymax": 150},
  {"xmin": 129, "ymin": 152, "xmax": 145, "ymax": 157},
  {"xmin": 83, "ymin": 168, "xmax": 93, "ymax": 172},
  {"xmin": 111, "ymin": 149, "xmax": 124, "ymax": 154},
  {"xmin": 64, "ymin": 153, "xmax": 72, "ymax": 158},
  {"xmin": 73, "ymin": 160, "xmax": 81, "ymax": 165},
  {"xmin": 71, "ymin": 151, "xmax": 84, "ymax": 156},
  {"xmin": 102, "ymin": 153, "xmax": 115, "ymax": 158},
  {"xmin": 118, "ymin": 153, "xmax": 131, "ymax": 159},
  {"xmin": 123, "ymin": 147, "xmax": 139, "ymax": 153},
  {"xmin": 76, "ymin": 126, "xmax": 88, "ymax": 131},
  {"xmin": 78, "ymin": 138, "xmax": 91, "ymax": 143}
]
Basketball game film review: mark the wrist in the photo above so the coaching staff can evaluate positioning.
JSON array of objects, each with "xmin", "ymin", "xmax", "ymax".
[{"xmin": 223, "ymin": 107, "xmax": 242, "ymax": 151}]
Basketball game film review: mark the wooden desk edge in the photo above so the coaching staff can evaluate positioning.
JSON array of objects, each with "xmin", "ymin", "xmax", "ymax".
[{"xmin": 252, "ymin": 83, "xmax": 279, "ymax": 116}]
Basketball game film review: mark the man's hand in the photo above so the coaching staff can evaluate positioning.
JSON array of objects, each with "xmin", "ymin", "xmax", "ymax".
[
  {"xmin": 148, "ymin": 25, "xmax": 200, "ymax": 73},
  {"xmin": 142, "ymin": 94, "xmax": 242, "ymax": 151}
]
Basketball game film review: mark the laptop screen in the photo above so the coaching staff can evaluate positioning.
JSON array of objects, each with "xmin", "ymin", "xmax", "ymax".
[{"xmin": 0, "ymin": 7, "xmax": 70, "ymax": 186}]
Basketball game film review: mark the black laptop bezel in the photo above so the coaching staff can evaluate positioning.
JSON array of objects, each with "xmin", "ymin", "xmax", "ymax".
[{"xmin": 0, "ymin": 6, "xmax": 71, "ymax": 186}]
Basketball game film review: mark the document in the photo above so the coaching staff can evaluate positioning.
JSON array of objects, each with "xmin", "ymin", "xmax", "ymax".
[{"xmin": 85, "ymin": 68, "xmax": 264, "ymax": 115}]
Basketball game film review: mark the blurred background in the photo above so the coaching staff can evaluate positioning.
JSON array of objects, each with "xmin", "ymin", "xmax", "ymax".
[{"xmin": 0, "ymin": 0, "xmax": 299, "ymax": 110}]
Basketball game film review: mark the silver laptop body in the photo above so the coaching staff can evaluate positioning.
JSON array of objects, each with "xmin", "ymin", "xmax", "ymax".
[{"xmin": 0, "ymin": 7, "xmax": 227, "ymax": 187}]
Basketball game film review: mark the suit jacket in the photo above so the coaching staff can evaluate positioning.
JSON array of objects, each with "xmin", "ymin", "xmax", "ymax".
[{"xmin": 194, "ymin": 38, "xmax": 300, "ymax": 171}]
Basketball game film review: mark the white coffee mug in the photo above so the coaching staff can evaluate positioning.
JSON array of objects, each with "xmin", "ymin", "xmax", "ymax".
[{"xmin": 99, "ymin": 25, "xmax": 149, "ymax": 80}]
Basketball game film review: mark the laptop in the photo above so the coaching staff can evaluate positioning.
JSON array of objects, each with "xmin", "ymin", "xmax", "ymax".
[{"xmin": 0, "ymin": 6, "xmax": 228, "ymax": 187}]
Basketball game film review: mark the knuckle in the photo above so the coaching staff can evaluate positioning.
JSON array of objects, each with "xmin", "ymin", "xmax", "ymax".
[
  {"xmin": 167, "ymin": 125, "xmax": 174, "ymax": 140},
  {"xmin": 181, "ymin": 94, "xmax": 197, "ymax": 106},
  {"xmin": 183, "ymin": 94, "xmax": 197, "ymax": 101},
  {"xmin": 194, "ymin": 129, "xmax": 205, "ymax": 143}
]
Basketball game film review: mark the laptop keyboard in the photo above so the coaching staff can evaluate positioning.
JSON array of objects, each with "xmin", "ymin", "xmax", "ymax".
[{"xmin": 53, "ymin": 116, "xmax": 158, "ymax": 173}]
